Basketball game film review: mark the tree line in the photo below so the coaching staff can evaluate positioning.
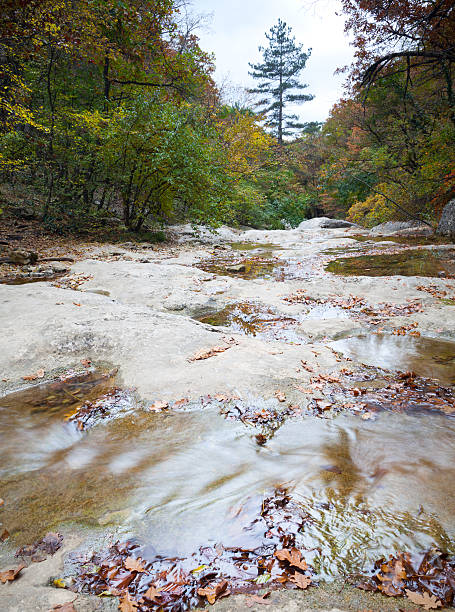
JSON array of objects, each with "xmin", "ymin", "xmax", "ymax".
[{"xmin": 0, "ymin": 0, "xmax": 454, "ymax": 235}]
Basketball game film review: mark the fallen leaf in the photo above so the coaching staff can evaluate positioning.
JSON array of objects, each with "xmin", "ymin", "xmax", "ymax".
[
  {"xmin": 124, "ymin": 556, "xmax": 146, "ymax": 573},
  {"xmin": 0, "ymin": 563, "xmax": 25, "ymax": 583},
  {"xmin": 274, "ymin": 390, "xmax": 286, "ymax": 402},
  {"xmin": 0, "ymin": 498, "xmax": 3, "ymax": 507},
  {"xmin": 36, "ymin": 368, "xmax": 45, "ymax": 378},
  {"xmin": 274, "ymin": 548, "xmax": 307, "ymax": 571},
  {"xmin": 197, "ymin": 579, "xmax": 229, "ymax": 604},
  {"xmin": 361, "ymin": 411, "xmax": 375, "ymax": 420},
  {"xmin": 50, "ymin": 603, "xmax": 77, "ymax": 612},
  {"xmin": 290, "ymin": 573, "xmax": 312, "ymax": 590},
  {"xmin": 189, "ymin": 345, "xmax": 231, "ymax": 361},
  {"xmin": 405, "ymin": 590, "xmax": 442, "ymax": 610},
  {"xmin": 141, "ymin": 585, "xmax": 162, "ymax": 602},
  {"xmin": 174, "ymin": 398, "xmax": 189, "ymax": 407},
  {"xmin": 148, "ymin": 400, "xmax": 169, "ymax": 412},
  {"xmin": 16, "ymin": 532, "xmax": 63, "ymax": 560},
  {"xmin": 119, "ymin": 591, "xmax": 138, "ymax": 612},
  {"xmin": 1, "ymin": 529, "xmax": 9, "ymax": 541},
  {"xmin": 245, "ymin": 592, "xmax": 272, "ymax": 607},
  {"xmin": 81, "ymin": 359, "xmax": 91, "ymax": 367},
  {"xmin": 22, "ymin": 373, "xmax": 38, "ymax": 381}
]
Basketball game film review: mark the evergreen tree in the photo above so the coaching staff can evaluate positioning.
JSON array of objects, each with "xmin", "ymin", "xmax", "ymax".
[{"xmin": 249, "ymin": 19, "xmax": 313, "ymax": 144}]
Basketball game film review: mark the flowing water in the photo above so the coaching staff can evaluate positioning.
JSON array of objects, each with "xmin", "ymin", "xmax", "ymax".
[
  {"xmin": 1, "ymin": 380, "xmax": 455, "ymax": 579},
  {"xmin": 331, "ymin": 334, "xmax": 455, "ymax": 385}
]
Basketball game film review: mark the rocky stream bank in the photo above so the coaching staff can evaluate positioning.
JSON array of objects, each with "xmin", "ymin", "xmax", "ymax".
[{"xmin": 1, "ymin": 219, "xmax": 455, "ymax": 612}]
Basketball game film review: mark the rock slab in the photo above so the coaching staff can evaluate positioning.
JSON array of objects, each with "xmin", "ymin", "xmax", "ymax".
[{"xmin": 437, "ymin": 199, "xmax": 455, "ymax": 238}]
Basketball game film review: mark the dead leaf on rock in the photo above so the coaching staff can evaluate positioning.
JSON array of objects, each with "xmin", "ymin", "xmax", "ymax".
[
  {"xmin": 148, "ymin": 400, "xmax": 169, "ymax": 412},
  {"xmin": 50, "ymin": 603, "xmax": 77, "ymax": 612},
  {"xmin": 290, "ymin": 573, "xmax": 312, "ymax": 590},
  {"xmin": 0, "ymin": 563, "xmax": 25, "ymax": 583},
  {"xmin": 245, "ymin": 592, "xmax": 272, "ymax": 607},
  {"xmin": 197, "ymin": 579, "xmax": 229, "ymax": 604},
  {"xmin": 1, "ymin": 529, "xmax": 9, "ymax": 542},
  {"xmin": 16, "ymin": 532, "xmax": 63, "ymax": 560},
  {"xmin": 189, "ymin": 345, "xmax": 231, "ymax": 361},
  {"xmin": 124, "ymin": 556, "xmax": 146, "ymax": 573},
  {"xmin": 274, "ymin": 390, "xmax": 286, "ymax": 402},
  {"xmin": 406, "ymin": 590, "xmax": 442, "ymax": 610},
  {"xmin": 81, "ymin": 359, "xmax": 91, "ymax": 368}
]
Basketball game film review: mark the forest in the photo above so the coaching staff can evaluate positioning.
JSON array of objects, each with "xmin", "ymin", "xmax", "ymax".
[{"xmin": 0, "ymin": 0, "xmax": 454, "ymax": 235}]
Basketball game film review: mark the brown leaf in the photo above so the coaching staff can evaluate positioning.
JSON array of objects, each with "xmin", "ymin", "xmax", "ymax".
[
  {"xmin": 50, "ymin": 603, "xmax": 77, "ymax": 612},
  {"xmin": 274, "ymin": 390, "xmax": 286, "ymax": 403},
  {"xmin": 22, "ymin": 373, "xmax": 38, "ymax": 381},
  {"xmin": 119, "ymin": 592, "xmax": 138, "ymax": 612},
  {"xmin": 197, "ymin": 579, "xmax": 229, "ymax": 604},
  {"xmin": 36, "ymin": 368, "xmax": 45, "ymax": 378},
  {"xmin": 0, "ymin": 563, "xmax": 25, "ymax": 584},
  {"xmin": 124, "ymin": 557, "xmax": 146, "ymax": 573},
  {"xmin": 405, "ymin": 590, "xmax": 442, "ymax": 610},
  {"xmin": 81, "ymin": 359, "xmax": 91, "ymax": 368},
  {"xmin": 142, "ymin": 585, "xmax": 162, "ymax": 602},
  {"xmin": 148, "ymin": 400, "xmax": 169, "ymax": 412},
  {"xmin": 290, "ymin": 573, "xmax": 311, "ymax": 590},
  {"xmin": 245, "ymin": 592, "xmax": 272, "ymax": 607},
  {"xmin": 189, "ymin": 345, "xmax": 230, "ymax": 361},
  {"xmin": 274, "ymin": 548, "xmax": 308, "ymax": 571},
  {"xmin": 1, "ymin": 529, "xmax": 9, "ymax": 541}
]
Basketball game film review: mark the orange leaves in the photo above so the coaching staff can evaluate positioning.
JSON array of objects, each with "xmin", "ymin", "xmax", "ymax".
[
  {"xmin": 0, "ymin": 563, "xmax": 25, "ymax": 583},
  {"xmin": 245, "ymin": 592, "xmax": 272, "ymax": 606},
  {"xmin": 274, "ymin": 548, "xmax": 308, "ymax": 572},
  {"xmin": 274, "ymin": 390, "xmax": 286, "ymax": 403},
  {"xmin": 119, "ymin": 591, "xmax": 138, "ymax": 612},
  {"xmin": 22, "ymin": 368, "xmax": 45, "ymax": 381},
  {"xmin": 290, "ymin": 573, "xmax": 312, "ymax": 589},
  {"xmin": 148, "ymin": 400, "xmax": 169, "ymax": 412},
  {"xmin": 197, "ymin": 579, "xmax": 230, "ymax": 604}
]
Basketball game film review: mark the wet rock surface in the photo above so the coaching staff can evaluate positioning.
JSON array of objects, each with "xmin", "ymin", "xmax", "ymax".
[{"xmin": 1, "ymin": 222, "xmax": 455, "ymax": 611}]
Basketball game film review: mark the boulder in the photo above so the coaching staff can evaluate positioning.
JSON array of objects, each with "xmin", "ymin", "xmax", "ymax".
[
  {"xmin": 298, "ymin": 217, "xmax": 357, "ymax": 230},
  {"xmin": 5, "ymin": 249, "xmax": 38, "ymax": 265},
  {"xmin": 371, "ymin": 220, "xmax": 428, "ymax": 234},
  {"xmin": 437, "ymin": 199, "xmax": 455, "ymax": 239},
  {"xmin": 226, "ymin": 263, "xmax": 246, "ymax": 273}
]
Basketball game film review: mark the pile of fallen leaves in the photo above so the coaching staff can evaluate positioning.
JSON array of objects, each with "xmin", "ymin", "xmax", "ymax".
[
  {"xmin": 52, "ymin": 273, "xmax": 93, "ymax": 291},
  {"xmin": 70, "ymin": 489, "xmax": 315, "ymax": 610},
  {"xmin": 65, "ymin": 388, "xmax": 135, "ymax": 430},
  {"xmin": 417, "ymin": 284, "xmax": 455, "ymax": 300},
  {"xmin": 355, "ymin": 549, "xmax": 455, "ymax": 609},
  {"xmin": 391, "ymin": 322, "xmax": 421, "ymax": 337},
  {"xmin": 16, "ymin": 532, "xmax": 63, "ymax": 563}
]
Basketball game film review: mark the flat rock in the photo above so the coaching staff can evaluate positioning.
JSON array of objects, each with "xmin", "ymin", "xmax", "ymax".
[
  {"xmin": 437, "ymin": 199, "xmax": 455, "ymax": 238},
  {"xmin": 298, "ymin": 217, "xmax": 357, "ymax": 230}
]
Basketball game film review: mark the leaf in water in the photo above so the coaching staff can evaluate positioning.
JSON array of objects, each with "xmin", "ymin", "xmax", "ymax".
[
  {"xmin": 274, "ymin": 548, "xmax": 308, "ymax": 571},
  {"xmin": 191, "ymin": 565, "xmax": 208, "ymax": 575},
  {"xmin": 141, "ymin": 585, "xmax": 162, "ymax": 602},
  {"xmin": 197, "ymin": 579, "xmax": 229, "ymax": 604},
  {"xmin": 405, "ymin": 590, "xmax": 442, "ymax": 610},
  {"xmin": 119, "ymin": 591, "xmax": 138, "ymax": 612},
  {"xmin": 290, "ymin": 573, "xmax": 312, "ymax": 590},
  {"xmin": 124, "ymin": 556, "xmax": 146, "ymax": 573},
  {"xmin": 0, "ymin": 564, "xmax": 25, "ymax": 583},
  {"xmin": 254, "ymin": 573, "xmax": 271, "ymax": 584}
]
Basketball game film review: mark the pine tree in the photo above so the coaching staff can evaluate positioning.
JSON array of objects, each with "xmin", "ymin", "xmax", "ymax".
[{"xmin": 249, "ymin": 19, "xmax": 313, "ymax": 144}]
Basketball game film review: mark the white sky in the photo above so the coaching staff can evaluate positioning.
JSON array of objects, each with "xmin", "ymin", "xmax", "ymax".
[{"xmin": 191, "ymin": 0, "xmax": 354, "ymax": 123}]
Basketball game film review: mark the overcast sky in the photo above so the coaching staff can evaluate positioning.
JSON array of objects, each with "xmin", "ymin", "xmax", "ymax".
[{"xmin": 191, "ymin": 0, "xmax": 353, "ymax": 123}]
